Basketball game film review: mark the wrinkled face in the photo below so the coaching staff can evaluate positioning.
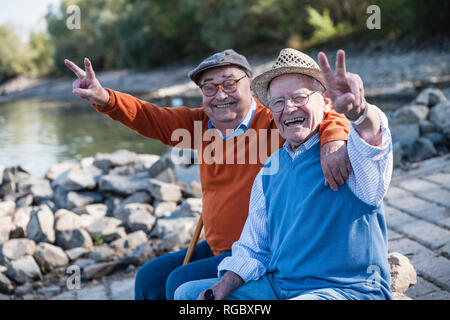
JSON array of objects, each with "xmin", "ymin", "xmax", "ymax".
[
  {"xmin": 268, "ymin": 74, "xmax": 330, "ymax": 150},
  {"xmin": 199, "ymin": 66, "xmax": 253, "ymax": 131}
]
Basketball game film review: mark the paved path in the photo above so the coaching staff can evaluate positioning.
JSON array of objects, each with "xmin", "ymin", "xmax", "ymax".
[{"xmin": 51, "ymin": 155, "xmax": 450, "ymax": 300}]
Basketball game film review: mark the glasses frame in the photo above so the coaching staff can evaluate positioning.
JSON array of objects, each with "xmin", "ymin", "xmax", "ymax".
[
  {"xmin": 268, "ymin": 91, "xmax": 319, "ymax": 113},
  {"xmin": 199, "ymin": 75, "xmax": 247, "ymax": 97}
]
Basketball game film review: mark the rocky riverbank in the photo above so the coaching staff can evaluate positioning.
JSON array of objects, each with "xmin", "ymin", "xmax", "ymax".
[{"xmin": 0, "ymin": 148, "xmax": 203, "ymax": 299}]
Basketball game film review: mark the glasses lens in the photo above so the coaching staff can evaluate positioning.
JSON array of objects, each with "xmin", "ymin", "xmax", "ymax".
[
  {"xmin": 269, "ymin": 99, "xmax": 285, "ymax": 112},
  {"xmin": 222, "ymin": 80, "xmax": 237, "ymax": 92},
  {"xmin": 291, "ymin": 94, "xmax": 308, "ymax": 106},
  {"xmin": 202, "ymin": 84, "xmax": 217, "ymax": 96}
]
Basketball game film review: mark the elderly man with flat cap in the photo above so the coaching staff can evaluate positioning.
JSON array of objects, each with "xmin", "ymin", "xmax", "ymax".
[
  {"xmin": 174, "ymin": 48, "xmax": 394, "ymax": 300},
  {"xmin": 64, "ymin": 49, "xmax": 351, "ymax": 300}
]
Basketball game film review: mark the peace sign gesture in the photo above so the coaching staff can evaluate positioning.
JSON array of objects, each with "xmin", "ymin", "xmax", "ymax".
[
  {"xmin": 64, "ymin": 58, "xmax": 110, "ymax": 106},
  {"xmin": 317, "ymin": 50, "xmax": 365, "ymax": 121}
]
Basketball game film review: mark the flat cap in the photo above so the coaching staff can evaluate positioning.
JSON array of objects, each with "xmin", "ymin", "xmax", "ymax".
[{"xmin": 188, "ymin": 49, "xmax": 253, "ymax": 85}]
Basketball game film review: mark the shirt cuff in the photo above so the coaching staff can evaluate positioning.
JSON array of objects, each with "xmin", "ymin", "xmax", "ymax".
[
  {"xmin": 348, "ymin": 104, "xmax": 392, "ymax": 161},
  {"xmin": 217, "ymin": 255, "xmax": 267, "ymax": 283},
  {"xmin": 91, "ymin": 88, "xmax": 117, "ymax": 113}
]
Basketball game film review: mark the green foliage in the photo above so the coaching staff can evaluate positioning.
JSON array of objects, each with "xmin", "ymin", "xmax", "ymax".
[
  {"xmin": 306, "ymin": 6, "xmax": 353, "ymax": 44},
  {"xmin": 2, "ymin": 0, "xmax": 448, "ymax": 78},
  {"xmin": 0, "ymin": 25, "xmax": 34, "ymax": 80}
]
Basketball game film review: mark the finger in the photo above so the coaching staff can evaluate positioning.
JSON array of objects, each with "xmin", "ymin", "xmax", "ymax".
[
  {"xmin": 347, "ymin": 73, "xmax": 362, "ymax": 107},
  {"xmin": 333, "ymin": 93, "xmax": 355, "ymax": 113},
  {"xmin": 64, "ymin": 59, "xmax": 85, "ymax": 79},
  {"xmin": 317, "ymin": 52, "xmax": 335, "ymax": 84},
  {"xmin": 335, "ymin": 49, "xmax": 347, "ymax": 78},
  {"xmin": 339, "ymin": 164, "xmax": 350, "ymax": 182},
  {"xmin": 323, "ymin": 165, "xmax": 338, "ymax": 191},
  {"xmin": 72, "ymin": 88, "xmax": 92, "ymax": 100},
  {"xmin": 331, "ymin": 166, "xmax": 345, "ymax": 186},
  {"xmin": 84, "ymin": 57, "xmax": 96, "ymax": 80}
]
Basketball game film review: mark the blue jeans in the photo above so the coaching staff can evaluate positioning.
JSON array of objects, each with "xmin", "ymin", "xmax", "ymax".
[
  {"xmin": 174, "ymin": 275, "xmax": 360, "ymax": 300},
  {"xmin": 134, "ymin": 240, "xmax": 231, "ymax": 300}
]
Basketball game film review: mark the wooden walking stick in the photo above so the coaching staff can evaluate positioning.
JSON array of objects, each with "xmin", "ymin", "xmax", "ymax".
[{"xmin": 182, "ymin": 213, "xmax": 204, "ymax": 265}]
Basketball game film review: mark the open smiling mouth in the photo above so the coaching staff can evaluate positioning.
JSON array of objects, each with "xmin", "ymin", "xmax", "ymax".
[
  {"xmin": 214, "ymin": 102, "xmax": 235, "ymax": 109},
  {"xmin": 283, "ymin": 117, "xmax": 305, "ymax": 126}
]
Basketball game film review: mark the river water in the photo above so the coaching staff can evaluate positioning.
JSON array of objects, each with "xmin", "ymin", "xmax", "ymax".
[
  {"xmin": 0, "ymin": 95, "xmax": 409, "ymax": 178},
  {"xmin": 0, "ymin": 99, "xmax": 169, "ymax": 178}
]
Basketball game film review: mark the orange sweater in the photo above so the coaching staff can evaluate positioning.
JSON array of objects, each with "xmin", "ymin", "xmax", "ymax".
[{"xmin": 93, "ymin": 88, "xmax": 350, "ymax": 255}]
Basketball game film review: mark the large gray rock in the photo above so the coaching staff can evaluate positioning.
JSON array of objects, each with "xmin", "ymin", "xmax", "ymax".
[
  {"xmin": 110, "ymin": 231, "xmax": 148, "ymax": 251},
  {"xmin": 388, "ymin": 252, "xmax": 417, "ymax": 293},
  {"xmin": 151, "ymin": 217, "xmax": 197, "ymax": 239},
  {"xmin": 0, "ymin": 201, "xmax": 15, "ymax": 218},
  {"xmin": 54, "ymin": 209, "xmax": 86, "ymax": 232},
  {"xmin": 0, "ymin": 272, "xmax": 14, "ymax": 294},
  {"xmin": 98, "ymin": 172, "xmax": 151, "ymax": 196},
  {"xmin": 173, "ymin": 164, "xmax": 201, "ymax": 196},
  {"xmin": 122, "ymin": 242, "xmax": 156, "ymax": 266},
  {"xmin": 82, "ymin": 261, "xmax": 120, "ymax": 280},
  {"xmin": 87, "ymin": 217, "xmax": 123, "ymax": 239},
  {"xmin": 56, "ymin": 229, "xmax": 93, "ymax": 250},
  {"xmin": 26, "ymin": 205, "xmax": 55, "ymax": 244},
  {"xmin": 10, "ymin": 207, "xmax": 32, "ymax": 238},
  {"xmin": 428, "ymin": 101, "xmax": 450, "ymax": 140},
  {"xmin": 16, "ymin": 177, "xmax": 53, "ymax": 204},
  {"xmin": 51, "ymin": 165, "xmax": 102, "ymax": 192},
  {"xmin": 33, "ymin": 242, "xmax": 69, "ymax": 272},
  {"xmin": 65, "ymin": 191, "xmax": 103, "ymax": 210},
  {"xmin": 127, "ymin": 210, "xmax": 156, "ymax": 233},
  {"xmin": 407, "ymin": 138, "xmax": 438, "ymax": 161},
  {"xmin": 45, "ymin": 162, "xmax": 79, "ymax": 181},
  {"xmin": 389, "ymin": 124, "xmax": 420, "ymax": 143},
  {"xmin": 148, "ymin": 179, "xmax": 182, "ymax": 202},
  {"xmin": 1, "ymin": 238, "xmax": 36, "ymax": 261},
  {"xmin": 171, "ymin": 198, "xmax": 202, "ymax": 218},
  {"xmin": 161, "ymin": 229, "xmax": 192, "ymax": 252},
  {"xmin": 5, "ymin": 255, "xmax": 42, "ymax": 284},
  {"xmin": 414, "ymin": 87, "xmax": 447, "ymax": 107},
  {"xmin": 89, "ymin": 245, "xmax": 116, "ymax": 262},
  {"xmin": 83, "ymin": 203, "xmax": 108, "ymax": 220},
  {"xmin": 0, "ymin": 217, "xmax": 14, "ymax": 243},
  {"xmin": 65, "ymin": 247, "xmax": 90, "ymax": 261},
  {"xmin": 93, "ymin": 149, "xmax": 138, "ymax": 171},
  {"xmin": 154, "ymin": 201, "xmax": 177, "ymax": 218},
  {"xmin": 393, "ymin": 104, "xmax": 429, "ymax": 124}
]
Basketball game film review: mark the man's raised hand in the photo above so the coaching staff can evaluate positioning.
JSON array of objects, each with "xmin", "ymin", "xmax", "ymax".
[
  {"xmin": 64, "ymin": 58, "xmax": 110, "ymax": 106},
  {"xmin": 317, "ymin": 50, "xmax": 365, "ymax": 121}
]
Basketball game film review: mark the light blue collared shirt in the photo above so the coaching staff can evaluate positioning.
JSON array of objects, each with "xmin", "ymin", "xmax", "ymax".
[{"xmin": 207, "ymin": 98, "xmax": 257, "ymax": 140}]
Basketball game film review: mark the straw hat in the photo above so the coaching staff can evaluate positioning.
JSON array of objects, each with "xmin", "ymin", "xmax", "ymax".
[{"xmin": 251, "ymin": 48, "xmax": 326, "ymax": 106}]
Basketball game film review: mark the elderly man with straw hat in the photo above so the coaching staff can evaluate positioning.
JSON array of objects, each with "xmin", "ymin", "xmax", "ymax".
[{"xmin": 174, "ymin": 48, "xmax": 394, "ymax": 300}]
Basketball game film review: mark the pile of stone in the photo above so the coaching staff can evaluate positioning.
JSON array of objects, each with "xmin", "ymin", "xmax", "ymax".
[
  {"xmin": 389, "ymin": 87, "xmax": 449, "ymax": 164},
  {"xmin": 0, "ymin": 148, "xmax": 202, "ymax": 299}
]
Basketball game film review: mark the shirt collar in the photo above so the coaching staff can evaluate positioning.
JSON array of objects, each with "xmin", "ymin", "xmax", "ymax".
[
  {"xmin": 208, "ymin": 98, "xmax": 257, "ymax": 139},
  {"xmin": 283, "ymin": 132, "xmax": 320, "ymax": 160}
]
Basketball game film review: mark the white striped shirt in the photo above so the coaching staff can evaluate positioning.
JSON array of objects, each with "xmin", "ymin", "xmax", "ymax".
[{"xmin": 218, "ymin": 104, "xmax": 393, "ymax": 282}]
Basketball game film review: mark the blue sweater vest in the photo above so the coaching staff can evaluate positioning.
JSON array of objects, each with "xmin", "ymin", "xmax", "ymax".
[{"xmin": 261, "ymin": 143, "xmax": 393, "ymax": 300}]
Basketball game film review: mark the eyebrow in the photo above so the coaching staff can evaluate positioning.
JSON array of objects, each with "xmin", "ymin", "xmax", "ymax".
[{"xmin": 201, "ymin": 73, "xmax": 238, "ymax": 83}]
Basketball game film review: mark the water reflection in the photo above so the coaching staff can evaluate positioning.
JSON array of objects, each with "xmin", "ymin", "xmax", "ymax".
[{"xmin": 0, "ymin": 99, "xmax": 168, "ymax": 177}]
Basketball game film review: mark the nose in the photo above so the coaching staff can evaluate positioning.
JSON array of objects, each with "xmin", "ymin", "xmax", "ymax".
[
  {"xmin": 214, "ymin": 86, "xmax": 228, "ymax": 100},
  {"xmin": 284, "ymin": 98, "xmax": 297, "ymax": 113}
]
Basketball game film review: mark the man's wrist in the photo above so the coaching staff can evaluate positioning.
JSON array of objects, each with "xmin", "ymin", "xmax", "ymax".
[{"xmin": 346, "ymin": 100, "xmax": 368, "ymax": 124}]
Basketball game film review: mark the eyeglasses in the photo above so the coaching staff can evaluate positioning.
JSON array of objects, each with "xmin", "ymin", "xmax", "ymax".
[
  {"xmin": 268, "ymin": 91, "xmax": 319, "ymax": 113},
  {"xmin": 199, "ymin": 76, "xmax": 246, "ymax": 97}
]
